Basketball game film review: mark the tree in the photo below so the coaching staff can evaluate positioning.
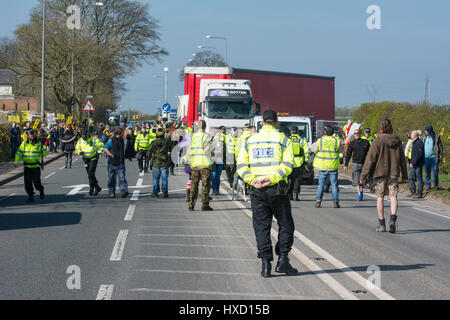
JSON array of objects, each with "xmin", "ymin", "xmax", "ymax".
[
  {"xmin": 0, "ymin": 37, "xmax": 17, "ymax": 69},
  {"xmin": 10, "ymin": 0, "xmax": 168, "ymax": 120},
  {"xmin": 178, "ymin": 50, "xmax": 227, "ymax": 81}
]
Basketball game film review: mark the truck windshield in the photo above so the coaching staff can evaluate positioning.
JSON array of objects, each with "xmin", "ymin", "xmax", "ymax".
[{"xmin": 206, "ymin": 102, "xmax": 252, "ymax": 119}]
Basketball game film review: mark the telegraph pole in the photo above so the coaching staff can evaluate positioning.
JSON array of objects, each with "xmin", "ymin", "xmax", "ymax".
[
  {"xmin": 424, "ymin": 75, "xmax": 431, "ymax": 105},
  {"xmin": 40, "ymin": 0, "xmax": 47, "ymax": 122}
]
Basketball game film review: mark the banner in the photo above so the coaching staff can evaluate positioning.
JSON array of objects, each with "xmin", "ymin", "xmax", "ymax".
[
  {"xmin": 66, "ymin": 116, "xmax": 73, "ymax": 124},
  {"xmin": 47, "ymin": 113, "xmax": 56, "ymax": 124},
  {"xmin": 20, "ymin": 111, "xmax": 30, "ymax": 122},
  {"xmin": 57, "ymin": 113, "xmax": 65, "ymax": 120},
  {"xmin": 32, "ymin": 119, "xmax": 40, "ymax": 130},
  {"xmin": 8, "ymin": 115, "xmax": 21, "ymax": 123}
]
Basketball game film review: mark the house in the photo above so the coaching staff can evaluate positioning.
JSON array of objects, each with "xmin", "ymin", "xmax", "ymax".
[{"xmin": 0, "ymin": 69, "xmax": 39, "ymax": 113}]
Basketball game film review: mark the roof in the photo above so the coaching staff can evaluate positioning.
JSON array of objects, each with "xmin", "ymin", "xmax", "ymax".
[
  {"xmin": 0, "ymin": 69, "xmax": 15, "ymax": 85},
  {"xmin": 233, "ymin": 67, "xmax": 335, "ymax": 81}
]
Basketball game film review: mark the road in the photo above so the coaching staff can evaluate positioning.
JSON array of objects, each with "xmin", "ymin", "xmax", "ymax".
[{"xmin": 0, "ymin": 155, "xmax": 449, "ymax": 300}]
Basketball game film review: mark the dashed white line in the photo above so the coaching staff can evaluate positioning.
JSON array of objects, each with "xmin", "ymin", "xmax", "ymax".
[
  {"xmin": 131, "ymin": 190, "xmax": 140, "ymax": 201},
  {"xmin": 125, "ymin": 205, "xmax": 136, "ymax": 221},
  {"xmin": 43, "ymin": 172, "xmax": 55, "ymax": 179},
  {"xmin": 110, "ymin": 230, "xmax": 129, "ymax": 261},
  {"xmin": 96, "ymin": 285, "xmax": 114, "ymax": 300},
  {"xmin": 413, "ymin": 207, "xmax": 450, "ymax": 220}
]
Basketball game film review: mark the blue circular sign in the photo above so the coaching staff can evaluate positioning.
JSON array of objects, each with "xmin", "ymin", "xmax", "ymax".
[{"xmin": 162, "ymin": 104, "xmax": 171, "ymax": 112}]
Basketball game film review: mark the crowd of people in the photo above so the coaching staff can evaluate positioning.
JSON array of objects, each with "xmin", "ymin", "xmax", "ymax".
[{"xmin": 9, "ymin": 113, "xmax": 445, "ymax": 278}]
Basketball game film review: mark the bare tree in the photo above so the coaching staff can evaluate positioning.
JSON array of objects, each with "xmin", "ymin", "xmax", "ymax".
[{"xmin": 179, "ymin": 50, "xmax": 227, "ymax": 81}]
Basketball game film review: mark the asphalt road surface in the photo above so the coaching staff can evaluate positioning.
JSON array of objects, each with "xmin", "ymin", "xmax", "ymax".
[{"xmin": 0, "ymin": 155, "xmax": 449, "ymax": 300}]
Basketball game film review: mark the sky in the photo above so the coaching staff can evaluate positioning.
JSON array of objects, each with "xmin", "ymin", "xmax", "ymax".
[{"xmin": 1, "ymin": 0, "xmax": 450, "ymax": 114}]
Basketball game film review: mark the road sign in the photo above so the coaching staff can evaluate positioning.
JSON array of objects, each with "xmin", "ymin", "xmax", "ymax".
[
  {"xmin": 162, "ymin": 104, "xmax": 171, "ymax": 112},
  {"xmin": 83, "ymin": 99, "xmax": 95, "ymax": 112}
]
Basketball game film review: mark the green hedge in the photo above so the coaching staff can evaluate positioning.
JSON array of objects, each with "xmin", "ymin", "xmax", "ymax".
[{"xmin": 352, "ymin": 101, "xmax": 450, "ymax": 174}]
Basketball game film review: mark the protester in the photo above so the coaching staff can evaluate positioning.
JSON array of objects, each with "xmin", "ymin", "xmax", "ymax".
[
  {"xmin": 408, "ymin": 130, "xmax": 425, "ymax": 198},
  {"xmin": 423, "ymin": 125, "xmax": 444, "ymax": 190}
]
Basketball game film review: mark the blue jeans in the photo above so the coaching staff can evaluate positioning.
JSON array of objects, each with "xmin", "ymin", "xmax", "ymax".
[
  {"xmin": 409, "ymin": 165, "xmax": 423, "ymax": 192},
  {"xmin": 316, "ymin": 170, "xmax": 339, "ymax": 202},
  {"xmin": 152, "ymin": 166, "xmax": 168, "ymax": 194},
  {"xmin": 108, "ymin": 163, "xmax": 128, "ymax": 194},
  {"xmin": 424, "ymin": 157, "xmax": 439, "ymax": 187},
  {"xmin": 211, "ymin": 164, "xmax": 224, "ymax": 192}
]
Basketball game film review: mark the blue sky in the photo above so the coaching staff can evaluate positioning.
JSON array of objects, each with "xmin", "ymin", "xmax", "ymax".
[{"xmin": 1, "ymin": 0, "xmax": 449, "ymax": 114}]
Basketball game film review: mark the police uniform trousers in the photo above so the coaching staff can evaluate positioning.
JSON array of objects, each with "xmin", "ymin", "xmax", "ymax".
[
  {"xmin": 225, "ymin": 164, "xmax": 236, "ymax": 187},
  {"xmin": 24, "ymin": 167, "xmax": 44, "ymax": 196},
  {"xmin": 137, "ymin": 149, "xmax": 149, "ymax": 171},
  {"xmin": 84, "ymin": 158, "xmax": 99, "ymax": 188},
  {"xmin": 250, "ymin": 185, "xmax": 295, "ymax": 261},
  {"xmin": 288, "ymin": 166, "xmax": 303, "ymax": 194}
]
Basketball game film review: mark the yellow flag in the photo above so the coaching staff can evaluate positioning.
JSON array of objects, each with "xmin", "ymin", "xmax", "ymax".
[
  {"xmin": 66, "ymin": 116, "xmax": 73, "ymax": 124},
  {"xmin": 33, "ymin": 119, "xmax": 40, "ymax": 129}
]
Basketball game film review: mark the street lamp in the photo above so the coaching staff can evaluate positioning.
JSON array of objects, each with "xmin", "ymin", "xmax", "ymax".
[
  {"xmin": 197, "ymin": 45, "xmax": 217, "ymax": 51},
  {"xmin": 206, "ymin": 35, "xmax": 228, "ymax": 65},
  {"xmin": 41, "ymin": 0, "xmax": 47, "ymax": 122},
  {"xmin": 153, "ymin": 66, "xmax": 169, "ymax": 105}
]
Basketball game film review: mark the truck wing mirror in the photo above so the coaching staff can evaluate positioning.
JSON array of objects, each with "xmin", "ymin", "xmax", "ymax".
[
  {"xmin": 255, "ymin": 103, "xmax": 261, "ymax": 115},
  {"xmin": 197, "ymin": 102, "xmax": 203, "ymax": 117}
]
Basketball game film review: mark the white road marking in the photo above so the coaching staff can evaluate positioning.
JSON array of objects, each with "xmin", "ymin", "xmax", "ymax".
[
  {"xmin": 125, "ymin": 205, "xmax": 136, "ymax": 221},
  {"xmin": 137, "ymin": 234, "xmax": 244, "ymax": 238},
  {"xmin": 138, "ymin": 243, "xmax": 255, "ymax": 249},
  {"xmin": 96, "ymin": 285, "xmax": 114, "ymax": 300},
  {"xmin": 135, "ymin": 269, "xmax": 263, "ymax": 277},
  {"xmin": 0, "ymin": 193, "xmax": 16, "ymax": 202},
  {"xmin": 136, "ymin": 178, "xmax": 143, "ymax": 187},
  {"xmin": 222, "ymin": 183, "xmax": 395, "ymax": 300},
  {"xmin": 134, "ymin": 255, "xmax": 258, "ymax": 262},
  {"xmin": 413, "ymin": 207, "xmax": 450, "ymax": 220},
  {"xmin": 128, "ymin": 288, "xmax": 321, "ymax": 299},
  {"xmin": 59, "ymin": 166, "xmax": 65, "ymax": 170},
  {"xmin": 131, "ymin": 190, "xmax": 140, "ymax": 201},
  {"xmin": 139, "ymin": 172, "xmax": 144, "ymax": 177},
  {"xmin": 44, "ymin": 172, "xmax": 55, "ymax": 179},
  {"xmin": 139, "ymin": 225, "xmax": 251, "ymax": 229},
  {"xmin": 64, "ymin": 184, "xmax": 89, "ymax": 196},
  {"xmin": 110, "ymin": 230, "xmax": 129, "ymax": 261}
]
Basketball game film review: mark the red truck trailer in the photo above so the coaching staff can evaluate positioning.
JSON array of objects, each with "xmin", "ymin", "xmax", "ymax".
[{"xmin": 182, "ymin": 67, "xmax": 335, "ymax": 126}]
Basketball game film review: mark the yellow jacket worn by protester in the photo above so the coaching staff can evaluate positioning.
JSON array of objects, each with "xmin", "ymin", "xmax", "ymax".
[
  {"xmin": 225, "ymin": 133, "xmax": 237, "ymax": 164},
  {"xmin": 188, "ymin": 130, "xmax": 211, "ymax": 168},
  {"xmin": 237, "ymin": 125, "xmax": 293, "ymax": 186},
  {"xmin": 15, "ymin": 140, "xmax": 48, "ymax": 168},
  {"xmin": 313, "ymin": 135, "xmax": 341, "ymax": 170},
  {"xmin": 75, "ymin": 137, "xmax": 101, "ymax": 160},
  {"xmin": 289, "ymin": 133, "xmax": 310, "ymax": 168},
  {"xmin": 135, "ymin": 133, "xmax": 151, "ymax": 151}
]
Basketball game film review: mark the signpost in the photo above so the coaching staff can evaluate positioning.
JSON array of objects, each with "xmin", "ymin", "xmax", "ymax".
[{"xmin": 83, "ymin": 99, "xmax": 95, "ymax": 118}]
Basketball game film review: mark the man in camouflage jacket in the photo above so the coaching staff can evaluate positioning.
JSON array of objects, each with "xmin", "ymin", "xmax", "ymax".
[{"xmin": 147, "ymin": 128, "xmax": 173, "ymax": 198}]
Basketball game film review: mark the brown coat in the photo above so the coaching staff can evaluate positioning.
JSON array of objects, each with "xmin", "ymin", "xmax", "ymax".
[{"xmin": 360, "ymin": 134, "xmax": 408, "ymax": 181}]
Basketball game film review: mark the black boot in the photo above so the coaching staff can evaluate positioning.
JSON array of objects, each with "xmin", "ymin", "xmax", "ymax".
[
  {"xmin": 26, "ymin": 195, "xmax": 34, "ymax": 203},
  {"xmin": 261, "ymin": 259, "xmax": 271, "ymax": 278},
  {"xmin": 201, "ymin": 204, "xmax": 214, "ymax": 211},
  {"xmin": 89, "ymin": 187, "xmax": 94, "ymax": 196},
  {"xmin": 389, "ymin": 215, "xmax": 397, "ymax": 233},
  {"xmin": 39, "ymin": 188, "xmax": 45, "ymax": 200},
  {"xmin": 376, "ymin": 219, "xmax": 386, "ymax": 232},
  {"xmin": 295, "ymin": 193, "xmax": 299, "ymax": 201},
  {"xmin": 94, "ymin": 185, "xmax": 102, "ymax": 196},
  {"xmin": 186, "ymin": 190, "xmax": 190, "ymax": 202},
  {"xmin": 275, "ymin": 255, "xmax": 298, "ymax": 274}
]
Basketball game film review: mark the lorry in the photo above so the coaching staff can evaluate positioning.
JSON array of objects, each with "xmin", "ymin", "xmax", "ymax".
[{"xmin": 181, "ymin": 66, "xmax": 335, "ymax": 129}]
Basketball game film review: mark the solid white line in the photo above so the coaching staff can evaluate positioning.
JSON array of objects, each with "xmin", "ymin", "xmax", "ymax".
[
  {"xmin": 139, "ymin": 172, "xmax": 144, "ymax": 177},
  {"xmin": 59, "ymin": 166, "xmax": 65, "ymax": 170},
  {"xmin": 135, "ymin": 269, "xmax": 264, "ymax": 277},
  {"xmin": 134, "ymin": 255, "xmax": 258, "ymax": 262},
  {"xmin": 137, "ymin": 234, "xmax": 244, "ymax": 238},
  {"xmin": 44, "ymin": 172, "xmax": 55, "ymax": 179},
  {"xmin": 131, "ymin": 190, "xmax": 140, "ymax": 201},
  {"xmin": 138, "ymin": 243, "xmax": 255, "ymax": 249},
  {"xmin": 110, "ymin": 230, "xmax": 129, "ymax": 261},
  {"xmin": 413, "ymin": 207, "xmax": 450, "ymax": 220},
  {"xmin": 96, "ymin": 285, "xmax": 114, "ymax": 300},
  {"xmin": 128, "ymin": 288, "xmax": 321, "ymax": 299},
  {"xmin": 125, "ymin": 205, "xmax": 136, "ymax": 221},
  {"xmin": 136, "ymin": 178, "xmax": 143, "ymax": 187}
]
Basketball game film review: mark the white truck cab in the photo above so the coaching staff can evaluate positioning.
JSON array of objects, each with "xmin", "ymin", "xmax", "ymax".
[{"xmin": 197, "ymin": 79, "xmax": 256, "ymax": 133}]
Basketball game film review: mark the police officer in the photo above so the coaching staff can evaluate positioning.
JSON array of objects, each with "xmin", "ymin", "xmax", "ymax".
[
  {"xmin": 135, "ymin": 126, "xmax": 151, "ymax": 173},
  {"xmin": 75, "ymin": 131, "xmax": 102, "ymax": 196},
  {"xmin": 15, "ymin": 129, "xmax": 47, "ymax": 202},
  {"xmin": 288, "ymin": 126, "xmax": 310, "ymax": 201},
  {"xmin": 311, "ymin": 126, "xmax": 344, "ymax": 208},
  {"xmin": 187, "ymin": 120, "xmax": 213, "ymax": 211},
  {"xmin": 237, "ymin": 110, "xmax": 298, "ymax": 278}
]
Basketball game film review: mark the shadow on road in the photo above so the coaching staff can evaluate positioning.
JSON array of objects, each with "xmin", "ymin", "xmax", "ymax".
[
  {"xmin": 396, "ymin": 229, "xmax": 450, "ymax": 234},
  {"xmin": 0, "ymin": 211, "xmax": 81, "ymax": 231},
  {"xmin": 296, "ymin": 263, "xmax": 434, "ymax": 277}
]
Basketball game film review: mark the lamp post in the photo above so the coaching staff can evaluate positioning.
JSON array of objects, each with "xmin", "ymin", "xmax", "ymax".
[
  {"xmin": 206, "ymin": 35, "xmax": 228, "ymax": 65},
  {"xmin": 41, "ymin": 0, "xmax": 47, "ymax": 122},
  {"xmin": 197, "ymin": 45, "xmax": 217, "ymax": 52}
]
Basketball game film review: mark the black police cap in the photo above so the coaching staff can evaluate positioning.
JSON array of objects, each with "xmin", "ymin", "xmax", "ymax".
[{"xmin": 263, "ymin": 110, "xmax": 278, "ymax": 122}]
